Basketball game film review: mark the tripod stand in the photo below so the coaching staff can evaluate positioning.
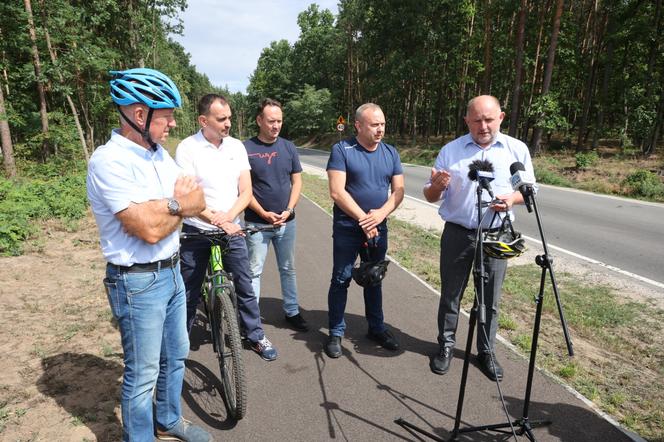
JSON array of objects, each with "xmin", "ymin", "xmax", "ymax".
[
  {"xmin": 397, "ymin": 183, "xmax": 574, "ymax": 442},
  {"xmin": 449, "ymin": 183, "xmax": 574, "ymax": 441},
  {"xmin": 397, "ymin": 184, "xmax": 512, "ymax": 441}
]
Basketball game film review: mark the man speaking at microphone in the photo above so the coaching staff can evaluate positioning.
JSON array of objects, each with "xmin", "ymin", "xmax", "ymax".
[{"xmin": 423, "ymin": 95, "xmax": 535, "ymax": 381}]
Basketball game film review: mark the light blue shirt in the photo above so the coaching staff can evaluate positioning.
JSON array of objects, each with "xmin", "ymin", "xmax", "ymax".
[
  {"xmin": 87, "ymin": 130, "xmax": 181, "ymax": 266},
  {"xmin": 427, "ymin": 132, "xmax": 535, "ymax": 229}
]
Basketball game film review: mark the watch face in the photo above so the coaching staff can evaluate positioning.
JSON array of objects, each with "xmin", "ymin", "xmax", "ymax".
[{"xmin": 168, "ymin": 199, "xmax": 180, "ymax": 215}]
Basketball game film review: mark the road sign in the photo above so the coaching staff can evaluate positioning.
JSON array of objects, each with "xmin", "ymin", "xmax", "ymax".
[
  {"xmin": 336, "ymin": 123, "xmax": 345, "ymax": 132},
  {"xmin": 337, "ymin": 115, "xmax": 346, "ymax": 125}
]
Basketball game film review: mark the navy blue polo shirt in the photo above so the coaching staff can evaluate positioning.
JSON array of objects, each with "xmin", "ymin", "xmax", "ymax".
[
  {"xmin": 244, "ymin": 136, "xmax": 302, "ymax": 223},
  {"xmin": 326, "ymin": 137, "xmax": 403, "ymax": 227}
]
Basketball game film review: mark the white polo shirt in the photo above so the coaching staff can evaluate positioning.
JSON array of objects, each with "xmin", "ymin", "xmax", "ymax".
[
  {"xmin": 176, "ymin": 130, "xmax": 250, "ymax": 230},
  {"xmin": 87, "ymin": 130, "xmax": 181, "ymax": 266}
]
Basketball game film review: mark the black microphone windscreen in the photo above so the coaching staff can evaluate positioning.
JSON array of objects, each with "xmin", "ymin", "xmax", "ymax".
[
  {"xmin": 477, "ymin": 159, "xmax": 494, "ymax": 172},
  {"xmin": 510, "ymin": 161, "xmax": 526, "ymax": 175},
  {"xmin": 468, "ymin": 159, "xmax": 494, "ymax": 181}
]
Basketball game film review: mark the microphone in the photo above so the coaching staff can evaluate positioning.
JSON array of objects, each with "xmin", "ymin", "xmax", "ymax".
[
  {"xmin": 468, "ymin": 159, "xmax": 495, "ymax": 198},
  {"xmin": 510, "ymin": 161, "xmax": 535, "ymax": 213}
]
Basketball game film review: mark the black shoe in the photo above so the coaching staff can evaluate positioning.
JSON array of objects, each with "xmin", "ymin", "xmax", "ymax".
[
  {"xmin": 367, "ymin": 329, "xmax": 400, "ymax": 351},
  {"xmin": 431, "ymin": 347, "xmax": 453, "ymax": 375},
  {"xmin": 478, "ymin": 352, "xmax": 504, "ymax": 381},
  {"xmin": 285, "ymin": 312, "xmax": 309, "ymax": 331},
  {"xmin": 325, "ymin": 335, "xmax": 342, "ymax": 358}
]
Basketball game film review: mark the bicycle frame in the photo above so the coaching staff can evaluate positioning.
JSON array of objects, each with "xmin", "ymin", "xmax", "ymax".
[{"xmin": 207, "ymin": 244, "xmax": 236, "ymax": 311}]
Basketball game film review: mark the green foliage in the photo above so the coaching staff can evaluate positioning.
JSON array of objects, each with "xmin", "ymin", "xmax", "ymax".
[
  {"xmin": 247, "ymin": 40, "xmax": 295, "ymax": 106},
  {"xmin": 284, "ymin": 85, "xmax": 335, "ymax": 137},
  {"xmin": 0, "ymin": 162, "xmax": 88, "ymax": 255},
  {"xmin": 575, "ymin": 150, "xmax": 600, "ymax": 170},
  {"xmin": 528, "ymin": 93, "xmax": 571, "ymax": 135},
  {"xmin": 558, "ymin": 363, "xmax": 578, "ymax": 379},
  {"xmin": 622, "ymin": 170, "xmax": 664, "ymax": 199},
  {"xmin": 0, "ymin": 0, "xmax": 216, "ymax": 164},
  {"xmin": 533, "ymin": 167, "xmax": 572, "ymax": 187}
]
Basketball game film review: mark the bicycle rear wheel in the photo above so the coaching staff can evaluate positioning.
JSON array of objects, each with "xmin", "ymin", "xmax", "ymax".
[{"xmin": 212, "ymin": 284, "xmax": 247, "ymax": 420}]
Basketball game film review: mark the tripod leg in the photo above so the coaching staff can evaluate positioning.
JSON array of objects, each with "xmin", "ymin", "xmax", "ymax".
[{"xmin": 451, "ymin": 303, "xmax": 478, "ymax": 439}]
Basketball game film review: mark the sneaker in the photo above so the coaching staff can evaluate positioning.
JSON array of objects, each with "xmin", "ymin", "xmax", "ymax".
[
  {"xmin": 251, "ymin": 336, "xmax": 278, "ymax": 361},
  {"xmin": 285, "ymin": 312, "xmax": 309, "ymax": 331},
  {"xmin": 325, "ymin": 335, "xmax": 342, "ymax": 358},
  {"xmin": 367, "ymin": 329, "xmax": 400, "ymax": 351},
  {"xmin": 156, "ymin": 417, "xmax": 213, "ymax": 441}
]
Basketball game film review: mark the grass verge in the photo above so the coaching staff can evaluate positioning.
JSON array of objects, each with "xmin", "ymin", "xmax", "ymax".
[{"xmin": 301, "ymin": 171, "xmax": 664, "ymax": 441}]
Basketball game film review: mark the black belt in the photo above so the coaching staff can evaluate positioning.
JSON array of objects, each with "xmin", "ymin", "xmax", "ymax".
[
  {"xmin": 109, "ymin": 252, "xmax": 179, "ymax": 273},
  {"xmin": 448, "ymin": 222, "xmax": 500, "ymax": 233}
]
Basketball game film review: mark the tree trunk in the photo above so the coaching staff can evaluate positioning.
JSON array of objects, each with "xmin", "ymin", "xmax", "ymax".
[
  {"xmin": 592, "ymin": 10, "xmax": 614, "ymax": 149},
  {"xmin": 576, "ymin": 0, "xmax": 601, "ymax": 151},
  {"xmin": 523, "ymin": 0, "xmax": 550, "ymax": 141},
  {"xmin": 24, "ymin": 0, "xmax": 50, "ymax": 160},
  {"xmin": 644, "ymin": 92, "xmax": 664, "ymax": 157},
  {"xmin": 642, "ymin": 0, "xmax": 662, "ymax": 155},
  {"xmin": 481, "ymin": 0, "xmax": 493, "ymax": 93},
  {"xmin": 509, "ymin": 0, "xmax": 528, "ymax": 137},
  {"xmin": 531, "ymin": 0, "xmax": 564, "ymax": 154},
  {"xmin": 38, "ymin": 0, "xmax": 89, "ymax": 162},
  {"xmin": 455, "ymin": 2, "xmax": 476, "ymax": 137},
  {"xmin": 0, "ymin": 80, "xmax": 16, "ymax": 178}
]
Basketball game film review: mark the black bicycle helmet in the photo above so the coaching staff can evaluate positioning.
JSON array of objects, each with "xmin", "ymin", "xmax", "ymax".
[
  {"xmin": 352, "ymin": 259, "xmax": 390, "ymax": 287},
  {"xmin": 483, "ymin": 215, "xmax": 527, "ymax": 259}
]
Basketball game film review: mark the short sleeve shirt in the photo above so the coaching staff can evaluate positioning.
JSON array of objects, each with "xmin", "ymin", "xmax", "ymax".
[
  {"xmin": 428, "ymin": 132, "xmax": 535, "ymax": 229},
  {"xmin": 326, "ymin": 137, "xmax": 403, "ymax": 227},
  {"xmin": 243, "ymin": 136, "xmax": 302, "ymax": 224},
  {"xmin": 86, "ymin": 130, "xmax": 181, "ymax": 266},
  {"xmin": 176, "ymin": 131, "xmax": 250, "ymax": 230}
]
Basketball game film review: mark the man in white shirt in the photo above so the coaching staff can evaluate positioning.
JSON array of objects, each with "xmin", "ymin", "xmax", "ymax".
[
  {"xmin": 176, "ymin": 94, "xmax": 278, "ymax": 361},
  {"xmin": 88, "ymin": 68, "xmax": 211, "ymax": 441},
  {"xmin": 423, "ymin": 95, "xmax": 535, "ymax": 381}
]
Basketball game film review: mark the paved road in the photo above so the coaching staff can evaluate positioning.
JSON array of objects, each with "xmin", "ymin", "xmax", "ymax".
[
  {"xmin": 181, "ymin": 198, "xmax": 638, "ymax": 441},
  {"xmin": 297, "ymin": 147, "xmax": 664, "ymax": 286}
]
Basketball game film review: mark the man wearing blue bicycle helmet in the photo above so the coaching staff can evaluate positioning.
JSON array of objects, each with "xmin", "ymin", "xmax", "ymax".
[{"xmin": 87, "ymin": 68, "xmax": 212, "ymax": 442}]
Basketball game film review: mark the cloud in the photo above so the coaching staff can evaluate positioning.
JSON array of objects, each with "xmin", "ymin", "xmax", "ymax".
[{"xmin": 172, "ymin": 0, "xmax": 339, "ymax": 93}]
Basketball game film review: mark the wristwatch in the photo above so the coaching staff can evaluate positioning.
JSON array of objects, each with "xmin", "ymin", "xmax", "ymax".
[
  {"xmin": 286, "ymin": 207, "xmax": 295, "ymax": 216},
  {"xmin": 167, "ymin": 198, "xmax": 181, "ymax": 216}
]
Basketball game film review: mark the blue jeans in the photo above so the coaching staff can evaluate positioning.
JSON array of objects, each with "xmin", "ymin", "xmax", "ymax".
[
  {"xmin": 246, "ymin": 219, "xmax": 300, "ymax": 317},
  {"xmin": 180, "ymin": 223, "xmax": 266, "ymax": 343},
  {"xmin": 327, "ymin": 223, "xmax": 388, "ymax": 337},
  {"xmin": 104, "ymin": 262, "xmax": 189, "ymax": 442}
]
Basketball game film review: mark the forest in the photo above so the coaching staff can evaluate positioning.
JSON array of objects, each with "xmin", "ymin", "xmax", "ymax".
[
  {"xmin": 2, "ymin": 0, "xmax": 664, "ymax": 178},
  {"xmin": 247, "ymin": 0, "xmax": 663, "ymax": 158},
  {"xmin": 0, "ymin": 0, "xmax": 236, "ymax": 179}
]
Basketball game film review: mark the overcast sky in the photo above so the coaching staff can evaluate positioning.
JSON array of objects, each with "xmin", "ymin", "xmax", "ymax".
[{"xmin": 171, "ymin": 1, "xmax": 340, "ymax": 93}]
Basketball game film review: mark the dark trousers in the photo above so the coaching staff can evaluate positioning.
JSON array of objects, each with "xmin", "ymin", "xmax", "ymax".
[
  {"xmin": 179, "ymin": 224, "xmax": 265, "ymax": 343},
  {"xmin": 327, "ymin": 223, "xmax": 388, "ymax": 337},
  {"xmin": 437, "ymin": 222, "xmax": 507, "ymax": 354}
]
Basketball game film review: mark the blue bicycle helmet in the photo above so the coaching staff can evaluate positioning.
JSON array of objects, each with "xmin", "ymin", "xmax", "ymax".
[{"xmin": 109, "ymin": 68, "xmax": 182, "ymax": 109}]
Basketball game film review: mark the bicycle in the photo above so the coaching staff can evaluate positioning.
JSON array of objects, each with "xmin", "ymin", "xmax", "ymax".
[{"xmin": 180, "ymin": 225, "xmax": 274, "ymax": 420}]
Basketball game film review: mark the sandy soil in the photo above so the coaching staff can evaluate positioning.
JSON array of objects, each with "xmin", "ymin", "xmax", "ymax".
[{"xmin": 0, "ymin": 213, "xmax": 123, "ymax": 441}]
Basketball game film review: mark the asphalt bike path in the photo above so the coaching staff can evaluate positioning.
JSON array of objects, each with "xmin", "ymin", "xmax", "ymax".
[{"xmin": 180, "ymin": 197, "xmax": 638, "ymax": 441}]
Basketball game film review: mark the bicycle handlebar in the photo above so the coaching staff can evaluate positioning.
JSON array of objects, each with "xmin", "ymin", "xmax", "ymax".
[{"xmin": 180, "ymin": 225, "xmax": 277, "ymax": 241}]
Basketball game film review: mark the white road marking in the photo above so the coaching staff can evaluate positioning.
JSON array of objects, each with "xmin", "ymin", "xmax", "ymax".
[{"xmin": 303, "ymin": 158, "xmax": 664, "ymax": 290}]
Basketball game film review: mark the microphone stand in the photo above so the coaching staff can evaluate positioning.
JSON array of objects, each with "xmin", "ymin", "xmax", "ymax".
[
  {"xmin": 397, "ymin": 184, "xmax": 504, "ymax": 441},
  {"xmin": 450, "ymin": 186, "xmax": 574, "ymax": 441},
  {"xmin": 396, "ymin": 184, "xmax": 575, "ymax": 442}
]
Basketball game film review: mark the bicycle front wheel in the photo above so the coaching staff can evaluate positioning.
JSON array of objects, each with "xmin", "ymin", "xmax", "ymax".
[{"xmin": 213, "ymin": 285, "xmax": 247, "ymax": 420}]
